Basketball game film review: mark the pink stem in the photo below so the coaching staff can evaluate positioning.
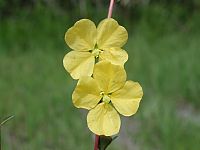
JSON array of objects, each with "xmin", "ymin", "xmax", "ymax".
[
  {"xmin": 93, "ymin": 1, "xmax": 115, "ymax": 149},
  {"xmin": 94, "ymin": 135, "xmax": 99, "ymax": 150},
  {"xmin": 107, "ymin": 0, "xmax": 115, "ymax": 18}
]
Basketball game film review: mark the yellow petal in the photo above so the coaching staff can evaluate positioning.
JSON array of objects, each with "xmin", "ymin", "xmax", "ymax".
[
  {"xmin": 99, "ymin": 48, "xmax": 128, "ymax": 66},
  {"xmin": 93, "ymin": 61, "xmax": 126, "ymax": 93},
  {"xmin": 111, "ymin": 81, "xmax": 143, "ymax": 116},
  {"xmin": 63, "ymin": 51, "xmax": 94, "ymax": 79},
  {"xmin": 65, "ymin": 19, "xmax": 97, "ymax": 51},
  {"xmin": 87, "ymin": 103, "xmax": 121, "ymax": 136},
  {"xmin": 97, "ymin": 18, "xmax": 128, "ymax": 50},
  {"xmin": 72, "ymin": 76, "xmax": 101, "ymax": 110}
]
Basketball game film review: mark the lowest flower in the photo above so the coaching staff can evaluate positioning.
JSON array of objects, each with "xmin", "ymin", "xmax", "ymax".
[{"xmin": 72, "ymin": 61, "xmax": 143, "ymax": 136}]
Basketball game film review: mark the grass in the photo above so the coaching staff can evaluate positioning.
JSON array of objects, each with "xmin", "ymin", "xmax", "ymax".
[{"xmin": 1, "ymin": 10, "xmax": 200, "ymax": 150}]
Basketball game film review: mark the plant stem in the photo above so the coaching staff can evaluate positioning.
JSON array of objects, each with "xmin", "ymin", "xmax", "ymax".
[
  {"xmin": 107, "ymin": 0, "xmax": 115, "ymax": 18},
  {"xmin": 93, "ymin": 1, "xmax": 115, "ymax": 149},
  {"xmin": 1, "ymin": 115, "xmax": 14, "ymax": 126},
  {"xmin": 94, "ymin": 134, "xmax": 99, "ymax": 150}
]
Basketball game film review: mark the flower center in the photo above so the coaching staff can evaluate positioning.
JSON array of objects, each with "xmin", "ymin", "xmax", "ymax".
[
  {"xmin": 92, "ymin": 48, "xmax": 101, "ymax": 58},
  {"xmin": 102, "ymin": 95, "xmax": 111, "ymax": 104}
]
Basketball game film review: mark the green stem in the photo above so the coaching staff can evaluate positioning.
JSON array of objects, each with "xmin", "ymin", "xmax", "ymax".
[{"xmin": 1, "ymin": 116, "xmax": 14, "ymax": 126}]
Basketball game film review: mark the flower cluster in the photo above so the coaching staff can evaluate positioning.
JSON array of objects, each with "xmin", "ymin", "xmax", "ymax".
[{"xmin": 63, "ymin": 18, "xmax": 143, "ymax": 136}]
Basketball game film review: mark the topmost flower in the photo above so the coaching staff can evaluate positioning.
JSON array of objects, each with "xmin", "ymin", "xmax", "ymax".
[{"xmin": 63, "ymin": 18, "xmax": 128, "ymax": 79}]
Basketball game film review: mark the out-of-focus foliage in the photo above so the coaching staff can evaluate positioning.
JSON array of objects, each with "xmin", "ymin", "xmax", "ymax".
[
  {"xmin": 1, "ymin": 0, "xmax": 200, "ymax": 35},
  {"xmin": 1, "ymin": 0, "xmax": 200, "ymax": 19},
  {"xmin": 1, "ymin": 0, "xmax": 200, "ymax": 36}
]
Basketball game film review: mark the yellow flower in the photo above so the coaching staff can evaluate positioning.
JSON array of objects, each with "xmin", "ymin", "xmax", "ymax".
[
  {"xmin": 72, "ymin": 61, "xmax": 143, "ymax": 136},
  {"xmin": 63, "ymin": 18, "xmax": 128, "ymax": 79}
]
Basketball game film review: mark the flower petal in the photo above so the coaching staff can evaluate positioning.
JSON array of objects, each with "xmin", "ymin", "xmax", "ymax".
[
  {"xmin": 72, "ymin": 76, "xmax": 101, "ymax": 110},
  {"xmin": 93, "ymin": 61, "xmax": 126, "ymax": 93},
  {"xmin": 97, "ymin": 18, "xmax": 128, "ymax": 50},
  {"xmin": 111, "ymin": 81, "xmax": 143, "ymax": 116},
  {"xmin": 65, "ymin": 19, "xmax": 97, "ymax": 51},
  {"xmin": 87, "ymin": 103, "xmax": 121, "ymax": 136},
  {"xmin": 99, "ymin": 48, "xmax": 128, "ymax": 66},
  {"xmin": 63, "ymin": 51, "xmax": 94, "ymax": 79}
]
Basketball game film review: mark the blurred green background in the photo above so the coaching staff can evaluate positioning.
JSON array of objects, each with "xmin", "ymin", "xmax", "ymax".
[{"xmin": 1, "ymin": 0, "xmax": 200, "ymax": 149}]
